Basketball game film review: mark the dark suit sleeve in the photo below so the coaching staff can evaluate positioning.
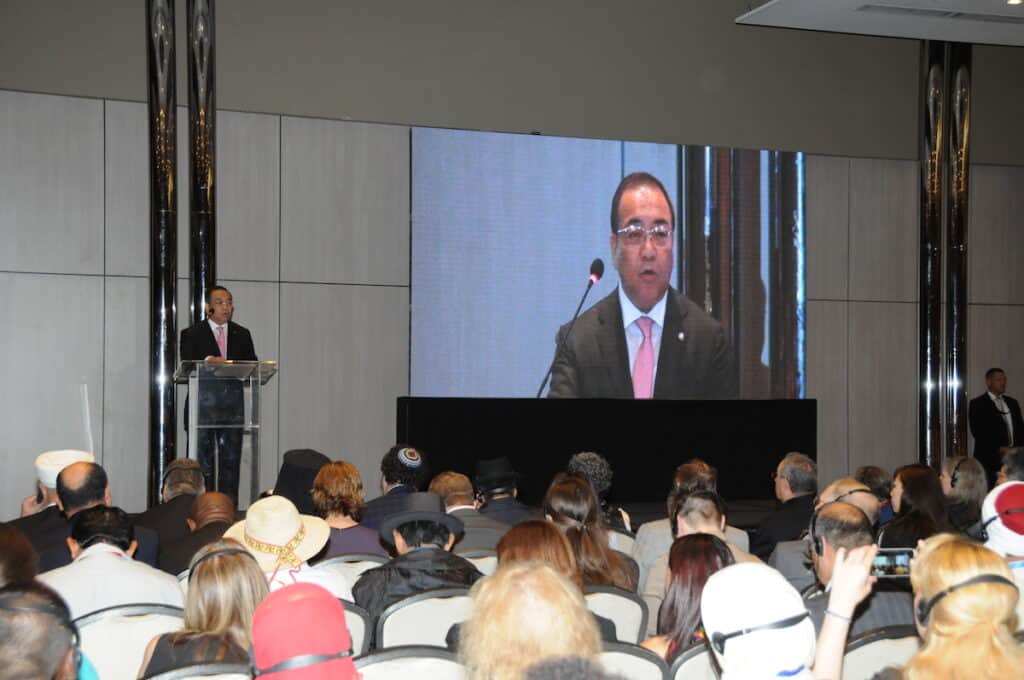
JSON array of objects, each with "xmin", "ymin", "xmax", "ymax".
[
  {"xmin": 547, "ymin": 323, "xmax": 579, "ymax": 398},
  {"xmin": 968, "ymin": 397, "xmax": 984, "ymax": 442},
  {"xmin": 235, "ymin": 327, "xmax": 257, "ymax": 361},
  {"xmin": 708, "ymin": 323, "xmax": 738, "ymax": 400},
  {"xmin": 180, "ymin": 326, "xmax": 198, "ymax": 362},
  {"xmin": 1010, "ymin": 397, "xmax": 1024, "ymax": 447}
]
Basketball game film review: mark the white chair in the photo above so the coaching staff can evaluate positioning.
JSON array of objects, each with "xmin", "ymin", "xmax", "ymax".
[
  {"xmin": 340, "ymin": 599, "xmax": 372, "ymax": 656},
  {"xmin": 75, "ymin": 604, "xmax": 185, "ymax": 680},
  {"xmin": 143, "ymin": 663, "xmax": 251, "ymax": 680},
  {"xmin": 608, "ymin": 530, "xmax": 637, "ymax": 555},
  {"xmin": 455, "ymin": 549, "xmax": 498, "ymax": 576},
  {"xmin": 599, "ymin": 641, "xmax": 668, "ymax": 680},
  {"xmin": 584, "ymin": 585, "xmax": 649, "ymax": 644},
  {"xmin": 177, "ymin": 569, "xmax": 189, "ymax": 596},
  {"xmin": 355, "ymin": 645, "xmax": 466, "ymax": 680},
  {"xmin": 376, "ymin": 588, "xmax": 473, "ymax": 649},
  {"xmin": 842, "ymin": 626, "xmax": 919, "ymax": 680},
  {"xmin": 315, "ymin": 553, "xmax": 388, "ymax": 585},
  {"xmin": 668, "ymin": 641, "xmax": 717, "ymax": 680}
]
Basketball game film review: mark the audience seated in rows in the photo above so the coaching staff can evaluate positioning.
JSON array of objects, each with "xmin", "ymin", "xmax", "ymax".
[
  {"xmin": 878, "ymin": 464, "xmax": 951, "ymax": 548},
  {"xmin": 429, "ymin": 471, "xmax": 510, "ymax": 552},
  {"xmin": 312, "ymin": 460, "xmax": 388, "ymax": 559},
  {"xmin": 940, "ymin": 455, "xmax": 988, "ymax": 538},
  {"xmin": 856, "ymin": 464, "xmax": 895, "ymax": 525},
  {"xmin": 543, "ymin": 472, "xmax": 637, "ymax": 591},
  {"xmin": 38, "ymin": 505, "xmax": 182, "ymax": 619},
  {"xmin": 997, "ymin": 446, "xmax": 1024, "ymax": 486},
  {"xmin": 158, "ymin": 491, "xmax": 236, "ymax": 576},
  {"xmin": 224, "ymin": 495, "xmax": 353, "ymax": 599},
  {"xmin": 803, "ymin": 501, "xmax": 914, "ymax": 636},
  {"xmin": 10, "ymin": 449, "xmax": 93, "ymax": 523},
  {"xmin": 138, "ymin": 539, "xmax": 268, "ymax": 677},
  {"xmin": 459, "ymin": 562, "xmax": 603, "ymax": 680},
  {"xmin": 134, "ymin": 458, "xmax": 205, "ymax": 549},
  {"xmin": 0, "ymin": 581, "xmax": 88, "ymax": 680},
  {"xmin": 751, "ymin": 452, "xmax": 818, "ymax": 560},
  {"xmin": 567, "ymin": 451, "xmax": 632, "ymax": 535},
  {"xmin": 251, "ymin": 583, "xmax": 358, "ymax": 680},
  {"xmin": 273, "ymin": 448, "xmax": 331, "ymax": 516},
  {"xmin": 352, "ymin": 492, "xmax": 482, "ymax": 623},
  {"xmin": 0, "ymin": 524, "xmax": 38, "ymax": 588},
  {"xmin": 981, "ymin": 480, "xmax": 1024, "ymax": 627},
  {"xmin": 361, "ymin": 445, "xmax": 428, "ymax": 531},
  {"xmin": 870, "ymin": 533, "xmax": 1024, "ymax": 679},
  {"xmin": 474, "ymin": 456, "xmax": 542, "ymax": 525},
  {"xmin": 641, "ymin": 533, "xmax": 734, "ymax": 662}
]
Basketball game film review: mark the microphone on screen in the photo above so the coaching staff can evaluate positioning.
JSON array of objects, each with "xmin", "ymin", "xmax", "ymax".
[{"xmin": 535, "ymin": 258, "xmax": 605, "ymax": 398}]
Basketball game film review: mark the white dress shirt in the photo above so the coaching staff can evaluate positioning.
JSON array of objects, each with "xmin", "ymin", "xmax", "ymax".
[
  {"xmin": 990, "ymin": 391, "xmax": 1014, "ymax": 443},
  {"xmin": 618, "ymin": 286, "xmax": 667, "ymax": 390}
]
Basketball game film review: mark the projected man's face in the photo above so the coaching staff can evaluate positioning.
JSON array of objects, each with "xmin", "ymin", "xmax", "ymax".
[{"xmin": 610, "ymin": 184, "xmax": 674, "ymax": 313}]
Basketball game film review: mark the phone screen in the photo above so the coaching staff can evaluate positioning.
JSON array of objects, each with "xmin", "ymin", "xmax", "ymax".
[{"xmin": 871, "ymin": 548, "xmax": 913, "ymax": 578}]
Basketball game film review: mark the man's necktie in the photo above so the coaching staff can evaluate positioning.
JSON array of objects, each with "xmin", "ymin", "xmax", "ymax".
[
  {"xmin": 216, "ymin": 324, "xmax": 227, "ymax": 357},
  {"xmin": 632, "ymin": 316, "xmax": 655, "ymax": 399}
]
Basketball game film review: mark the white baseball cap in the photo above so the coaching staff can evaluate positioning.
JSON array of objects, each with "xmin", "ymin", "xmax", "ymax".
[{"xmin": 35, "ymin": 449, "xmax": 94, "ymax": 488}]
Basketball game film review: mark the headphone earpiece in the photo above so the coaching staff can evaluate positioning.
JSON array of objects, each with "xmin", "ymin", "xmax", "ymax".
[
  {"xmin": 914, "ymin": 573, "xmax": 1018, "ymax": 625},
  {"xmin": 950, "ymin": 458, "xmax": 966, "ymax": 489},
  {"xmin": 978, "ymin": 506, "xmax": 1024, "ymax": 542},
  {"xmin": 808, "ymin": 506, "xmax": 823, "ymax": 556}
]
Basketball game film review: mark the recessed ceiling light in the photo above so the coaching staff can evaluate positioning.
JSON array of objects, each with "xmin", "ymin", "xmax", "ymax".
[{"xmin": 1009, "ymin": 0, "xmax": 1023, "ymax": 6}]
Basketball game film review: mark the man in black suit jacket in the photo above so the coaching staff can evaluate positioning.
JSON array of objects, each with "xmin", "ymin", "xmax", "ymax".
[
  {"xmin": 429, "ymin": 471, "xmax": 510, "ymax": 551},
  {"xmin": 133, "ymin": 458, "xmax": 205, "ymax": 547},
  {"xmin": 158, "ymin": 491, "xmax": 235, "ymax": 575},
  {"xmin": 969, "ymin": 367, "xmax": 1024, "ymax": 486},
  {"xmin": 179, "ymin": 285, "xmax": 257, "ymax": 501},
  {"xmin": 548, "ymin": 172, "xmax": 736, "ymax": 400}
]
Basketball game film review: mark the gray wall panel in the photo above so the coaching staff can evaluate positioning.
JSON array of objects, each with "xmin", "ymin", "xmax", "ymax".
[
  {"xmin": 281, "ymin": 117, "xmax": 409, "ymax": 286},
  {"xmin": 848, "ymin": 159, "xmax": 918, "ymax": 303},
  {"xmin": 279, "ymin": 284, "xmax": 409, "ymax": 497},
  {"xmin": 104, "ymin": 100, "xmax": 149, "ymax": 277},
  {"xmin": 218, "ymin": 111, "xmax": 281, "ymax": 282},
  {"xmin": 806, "ymin": 155, "xmax": 849, "ymax": 301},
  {"xmin": 847, "ymin": 302, "xmax": 918, "ymax": 472},
  {"xmin": 102, "ymin": 276, "xmax": 149, "ymax": 512},
  {"xmin": 806, "ymin": 300, "xmax": 848, "ymax": 484},
  {"xmin": 969, "ymin": 164, "xmax": 1024, "ymax": 306},
  {"xmin": 0, "ymin": 91, "xmax": 104, "ymax": 274},
  {"xmin": 0, "ymin": 273, "xmax": 104, "ymax": 519}
]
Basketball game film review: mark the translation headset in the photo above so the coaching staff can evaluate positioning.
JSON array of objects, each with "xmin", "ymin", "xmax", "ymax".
[
  {"xmin": 187, "ymin": 548, "xmax": 259, "ymax": 582},
  {"xmin": 808, "ymin": 505, "xmax": 824, "ymax": 556},
  {"xmin": 978, "ymin": 506, "xmax": 1024, "ymax": 542},
  {"xmin": 949, "ymin": 458, "xmax": 966, "ymax": 489},
  {"xmin": 0, "ymin": 591, "xmax": 82, "ymax": 671},
  {"xmin": 250, "ymin": 650, "xmax": 354, "ymax": 677},
  {"xmin": 914, "ymin": 573, "xmax": 1018, "ymax": 625},
  {"xmin": 710, "ymin": 611, "xmax": 810, "ymax": 655}
]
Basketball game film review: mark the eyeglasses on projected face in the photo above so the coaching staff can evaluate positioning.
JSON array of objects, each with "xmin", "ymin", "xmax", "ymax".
[{"xmin": 615, "ymin": 222, "xmax": 673, "ymax": 247}]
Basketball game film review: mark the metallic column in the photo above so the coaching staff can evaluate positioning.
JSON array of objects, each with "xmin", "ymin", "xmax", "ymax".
[
  {"xmin": 188, "ymin": 0, "xmax": 217, "ymax": 324},
  {"xmin": 945, "ymin": 44, "xmax": 972, "ymax": 458},
  {"xmin": 768, "ymin": 151, "xmax": 804, "ymax": 399},
  {"xmin": 147, "ymin": 0, "xmax": 178, "ymax": 506},
  {"xmin": 919, "ymin": 42, "xmax": 946, "ymax": 469}
]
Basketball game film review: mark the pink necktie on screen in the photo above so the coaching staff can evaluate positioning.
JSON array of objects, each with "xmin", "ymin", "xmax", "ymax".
[
  {"xmin": 216, "ymin": 324, "xmax": 227, "ymax": 357},
  {"xmin": 632, "ymin": 316, "xmax": 654, "ymax": 399}
]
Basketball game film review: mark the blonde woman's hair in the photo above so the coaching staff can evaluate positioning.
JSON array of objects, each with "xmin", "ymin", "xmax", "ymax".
[
  {"xmin": 459, "ymin": 562, "xmax": 602, "ymax": 680},
  {"xmin": 942, "ymin": 456, "xmax": 988, "ymax": 508},
  {"xmin": 902, "ymin": 533, "xmax": 1024, "ymax": 680},
  {"xmin": 176, "ymin": 538, "xmax": 270, "ymax": 653}
]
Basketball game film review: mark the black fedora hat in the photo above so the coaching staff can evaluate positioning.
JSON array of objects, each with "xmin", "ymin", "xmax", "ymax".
[
  {"xmin": 474, "ymin": 456, "xmax": 520, "ymax": 491},
  {"xmin": 273, "ymin": 449, "xmax": 331, "ymax": 515},
  {"xmin": 378, "ymin": 492, "xmax": 464, "ymax": 543}
]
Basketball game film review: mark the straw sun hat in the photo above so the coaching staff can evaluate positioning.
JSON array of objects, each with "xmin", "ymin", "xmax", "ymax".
[{"xmin": 224, "ymin": 495, "xmax": 330, "ymax": 572}]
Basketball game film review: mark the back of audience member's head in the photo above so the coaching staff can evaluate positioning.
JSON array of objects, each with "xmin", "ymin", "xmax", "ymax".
[
  {"xmin": 673, "ymin": 490, "xmax": 728, "ymax": 536},
  {"xmin": 567, "ymin": 451, "xmax": 614, "ymax": 500},
  {"xmin": 659, "ymin": 534, "xmax": 735, "ymax": 662},
  {"xmin": 1000, "ymin": 447, "xmax": 1024, "ymax": 484},
  {"xmin": 543, "ymin": 472, "xmax": 635, "ymax": 590},
  {"xmin": 181, "ymin": 538, "xmax": 269, "ymax": 652},
  {"xmin": 889, "ymin": 465, "xmax": 949, "ymax": 544},
  {"xmin": 311, "ymin": 461, "xmax": 366, "ymax": 521},
  {"xmin": 0, "ymin": 581, "xmax": 78, "ymax": 680},
  {"xmin": 0, "ymin": 525, "xmax": 38, "ymax": 588},
  {"xmin": 941, "ymin": 456, "xmax": 988, "ymax": 508},
  {"xmin": 496, "ymin": 520, "xmax": 583, "ymax": 589},
  {"xmin": 380, "ymin": 444, "xmax": 428, "ymax": 489},
  {"xmin": 809, "ymin": 502, "xmax": 873, "ymax": 586},
  {"xmin": 459, "ymin": 562, "xmax": 602, "ymax": 680},
  {"xmin": 56, "ymin": 462, "xmax": 109, "ymax": 516},
  {"xmin": 189, "ymin": 492, "xmax": 236, "ymax": 531},
  {"xmin": 162, "ymin": 458, "xmax": 205, "ymax": 501},
  {"xmin": 523, "ymin": 656, "xmax": 615, "ymax": 680},
  {"xmin": 904, "ymin": 533, "xmax": 1024, "ymax": 679},
  {"xmin": 776, "ymin": 452, "xmax": 817, "ymax": 497},
  {"xmin": 818, "ymin": 478, "xmax": 880, "ymax": 525},
  {"xmin": 394, "ymin": 519, "xmax": 452, "ymax": 550},
  {"xmin": 854, "ymin": 465, "xmax": 892, "ymax": 502},
  {"xmin": 68, "ymin": 505, "xmax": 134, "ymax": 554},
  {"xmin": 429, "ymin": 471, "xmax": 476, "ymax": 509},
  {"xmin": 251, "ymin": 583, "xmax": 357, "ymax": 680},
  {"xmin": 981, "ymin": 481, "xmax": 1024, "ymax": 558},
  {"xmin": 672, "ymin": 459, "xmax": 718, "ymax": 494},
  {"xmin": 701, "ymin": 563, "xmax": 816, "ymax": 679}
]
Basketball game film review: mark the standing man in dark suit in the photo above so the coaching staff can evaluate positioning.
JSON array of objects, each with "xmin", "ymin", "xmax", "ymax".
[
  {"xmin": 547, "ymin": 172, "xmax": 736, "ymax": 400},
  {"xmin": 969, "ymin": 367, "xmax": 1024, "ymax": 486},
  {"xmin": 179, "ymin": 285, "xmax": 257, "ymax": 502}
]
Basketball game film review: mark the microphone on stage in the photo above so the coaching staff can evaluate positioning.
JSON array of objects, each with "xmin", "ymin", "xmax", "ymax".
[{"xmin": 536, "ymin": 258, "xmax": 604, "ymax": 398}]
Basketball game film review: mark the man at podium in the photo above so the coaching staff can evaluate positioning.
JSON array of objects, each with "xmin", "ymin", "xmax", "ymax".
[{"xmin": 180, "ymin": 285, "xmax": 257, "ymax": 501}]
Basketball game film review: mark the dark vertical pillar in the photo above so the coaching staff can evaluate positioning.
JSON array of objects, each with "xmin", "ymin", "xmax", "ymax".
[
  {"xmin": 768, "ymin": 151, "xmax": 803, "ymax": 399},
  {"xmin": 919, "ymin": 42, "xmax": 946, "ymax": 469},
  {"xmin": 188, "ymin": 0, "xmax": 216, "ymax": 324},
  {"xmin": 147, "ymin": 0, "xmax": 177, "ymax": 507},
  {"xmin": 945, "ymin": 44, "xmax": 972, "ymax": 458},
  {"xmin": 684, "ymin": 146, "xmax": 715, "ymax": 313}
]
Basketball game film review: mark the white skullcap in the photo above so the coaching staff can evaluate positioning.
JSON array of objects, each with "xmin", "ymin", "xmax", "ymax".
[
  {"xmin": 701, "ymin": 562, "xmax": 816, "ymax": 680},
  {"xmin": 35, "ymin": 449, "xmax": 94, "ymax": 488},
  {"xmin": 982, "ymin": 481, "xmax": 1024, "ymax": 558}
]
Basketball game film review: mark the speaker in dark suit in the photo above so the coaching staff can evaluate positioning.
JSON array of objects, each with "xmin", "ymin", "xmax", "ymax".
[
  {"xmin": 969, "ymin": 368, "xmax": 1024, "ymax": 486},
  {"xmin": 547, "ymin": 172, "xmax": 736, "ymax": 400},
  {"xmin": 179, "ymin": 286, "xmax": 257, "ymax": 501}
]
